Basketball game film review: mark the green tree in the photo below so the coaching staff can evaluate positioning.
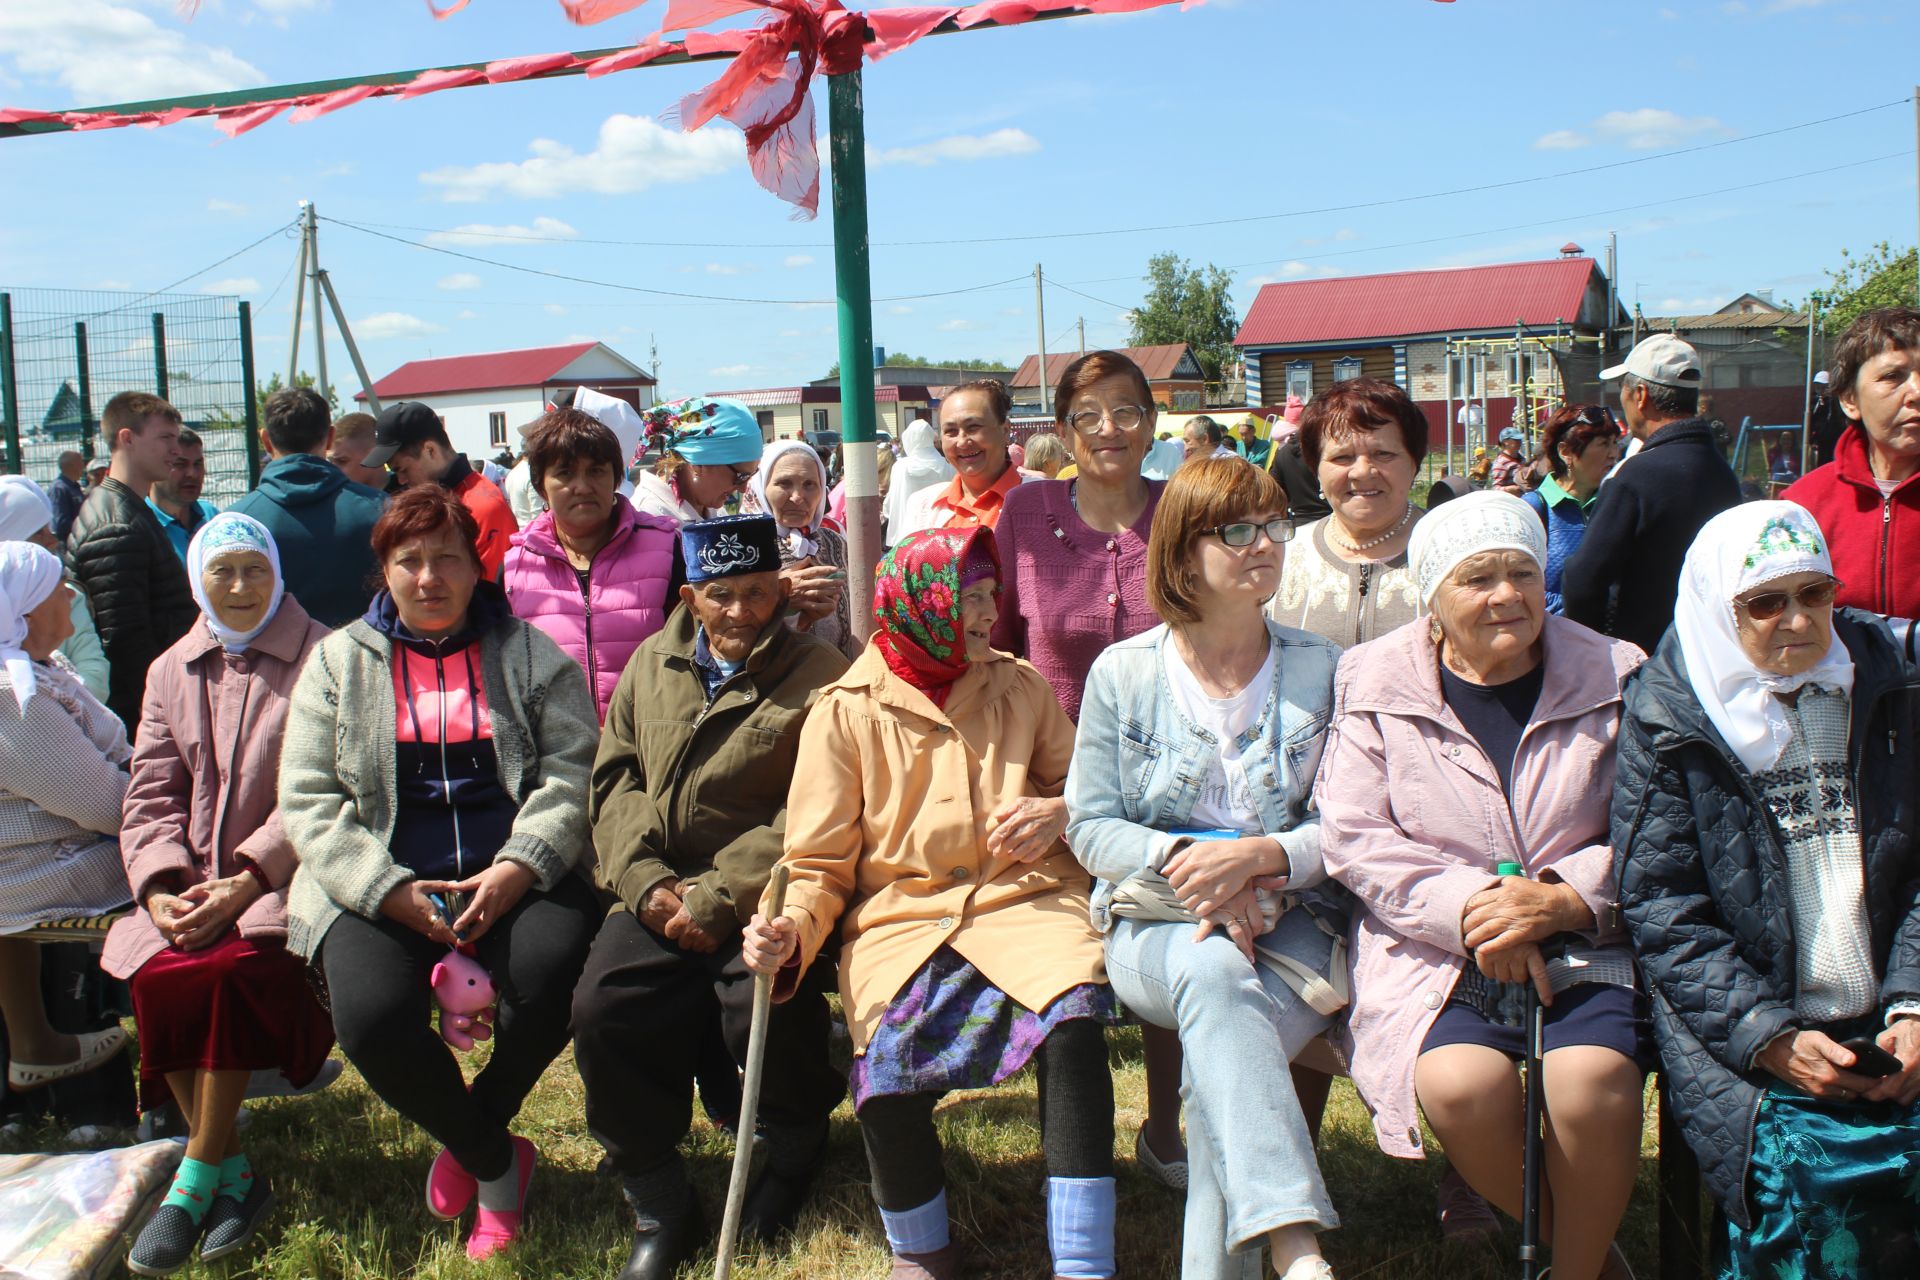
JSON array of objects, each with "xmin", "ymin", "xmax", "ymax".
[
  {"xmin": 1128, "ymin": 252, "xmax": 1239, "ymax": 383},
  {"xmin": 255, "ymin": 370, "xmax": 341, "ymax": 420},
  {"xmin": 823, "ymin": 353, "xmax": 1011, "ymax": 379},
  {"xmin": 1819, "ymin": 241, "xmax": 1917, "ymax": 336}
]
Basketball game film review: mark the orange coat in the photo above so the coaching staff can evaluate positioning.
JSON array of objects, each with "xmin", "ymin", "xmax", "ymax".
[{"xmin": 776, "ymin": 642, "xmax": 1105, "ymax": 1051}]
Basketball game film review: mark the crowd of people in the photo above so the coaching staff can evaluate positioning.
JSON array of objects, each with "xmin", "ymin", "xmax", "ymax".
[{"xmin": 0, "ymin": 309, "xmax": 1915, "ymax": 1280}]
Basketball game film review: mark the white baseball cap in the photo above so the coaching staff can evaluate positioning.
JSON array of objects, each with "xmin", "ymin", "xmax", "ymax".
[{"xmin": 1601, "ymin": 333, "xmax": 1703, "ymax": 388}]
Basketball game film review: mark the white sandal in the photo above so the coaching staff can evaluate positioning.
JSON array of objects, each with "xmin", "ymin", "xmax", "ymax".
[
  {"xmin": 7, "ymin": 1026, "xmax": 127, "ymax": 1090},
  {"xmin": 1278, "ymin": 1259, "xmax": 1335, "ymax": 1280}
]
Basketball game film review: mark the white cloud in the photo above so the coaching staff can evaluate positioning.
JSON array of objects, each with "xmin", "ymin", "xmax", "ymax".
[
  {"xmin": 704, "ymin": 263, "xmax": 753, "ymax": 276},
  {"xmin": 437, "ymin": 272, "xmax": 483, "ymax": 291},
  {"xmin": 888, "ymin": 305, "xmax": 914, "ymax": 316},
  {"xmin": 355, "ymin": 312, "xmax": 442, "ymax": 340},
  {"xmin": 1534, "ymin": 108, "xmax": 1726, "ymax": 151},
  {"xmin": 784, "ymin": 254, "xmax": 815, "ymax": 269},
  {"xmin": 200, "ymin": 277, "xmax": 259, "ymax": 295},
  {"xmin": 1656, "ymin": 295, "xmax": 1724, "ymax": 313},
  {"xmin": 426, "ymin": 217, "xmax": 578, "ymax": 248},
  {"xmin": 543, "ymin": 304, "xmax": 567, "ymax": 316},
  {"xmin": 419, "ymin": 114, "xmax": 743, "ymax": 203},
  {"xmin": 206, "ymin": 198, "xmax": 249, "ymax": 215},
  {"xmin": 455, "ymin": 309, "xmax": 479, "ymax": 321},
  {"xmin": 0, "ymin": 0, "xmax": 265, "ymax": 103},
  {"xmin": 868, "ymin": 128, "xmax": 1041, "ymax": 168},
  {"xmin": 938, "ymin": 318, "xmax": 978, "ymax": 332},
  {"xmin": 709, "ymin": 363, "xmax": 752, "ymax": 377}
]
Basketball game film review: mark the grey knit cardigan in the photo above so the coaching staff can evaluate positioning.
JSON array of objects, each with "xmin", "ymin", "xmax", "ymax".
[{"xmin": 278, "ymin": 614, "xmax": 599, "ymax": 959}]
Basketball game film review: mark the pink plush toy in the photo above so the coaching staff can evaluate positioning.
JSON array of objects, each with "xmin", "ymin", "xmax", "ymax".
[{"xmin": 430, "ymin": 948, "xmax": 497, "ymax": 1050}]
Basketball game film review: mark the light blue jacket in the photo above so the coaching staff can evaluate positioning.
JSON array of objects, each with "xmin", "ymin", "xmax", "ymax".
[{"xmin": 1066, "ymin": 618, "xmax": 1342, "ymax": 932}]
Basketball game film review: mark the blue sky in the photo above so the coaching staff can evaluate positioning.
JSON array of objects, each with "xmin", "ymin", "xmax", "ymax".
[{"xmin": 2, "ymin": 0, "xmax": 1916, "ymax": 399}]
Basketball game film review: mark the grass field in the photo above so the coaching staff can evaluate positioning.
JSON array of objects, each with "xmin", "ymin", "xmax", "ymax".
[{"xmin": 12, "ymin": 1024, "xmax": 1680, "ymax": 1279}]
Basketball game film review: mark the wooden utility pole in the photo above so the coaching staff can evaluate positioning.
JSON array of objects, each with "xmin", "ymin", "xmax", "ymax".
[
  {"xmin": 1035, "ymin": 265, "xmax": 1050, "ymax": 416},
  {"xmin": 1913, "ymin": 87, "xmax": 1918, "ymax": 307},
  {"xmin": 305, "ymin": 202, "xmax": 329, "ymax": 403}
]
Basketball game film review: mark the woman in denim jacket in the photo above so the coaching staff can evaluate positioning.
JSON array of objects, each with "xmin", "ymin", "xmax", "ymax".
[{"xmin": 1067, "ymin": 458, "xmax": 1345, "ymax": 1280}]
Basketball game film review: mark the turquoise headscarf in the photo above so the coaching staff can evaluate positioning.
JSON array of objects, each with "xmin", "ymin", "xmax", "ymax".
[{"xmin": 641, "ymin": 396, "xmax": 764, "ymax": 466}]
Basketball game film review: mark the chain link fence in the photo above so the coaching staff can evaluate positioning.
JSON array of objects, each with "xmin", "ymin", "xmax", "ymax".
[{"xmin": 0, "ymin": 286, "xmax": 260, "ymax": 508}]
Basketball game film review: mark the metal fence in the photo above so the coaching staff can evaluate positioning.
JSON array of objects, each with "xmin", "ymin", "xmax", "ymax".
[{"xmin": 0, "ymin": 286, "xmax": 260, "ymax": 507}]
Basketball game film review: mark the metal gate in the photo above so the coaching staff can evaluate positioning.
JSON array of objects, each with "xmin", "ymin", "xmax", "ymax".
[{"xmin": 0, "ymin": 287, "xmax": 261, "ymax": 505}]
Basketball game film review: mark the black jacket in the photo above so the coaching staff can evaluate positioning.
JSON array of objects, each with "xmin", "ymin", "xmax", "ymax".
[
  {"xmin": 1265, "ymin": 437, "xmax": 1330, "ymax": 524},
  {"xmin": 64, "ymin": 476, "xmax": 198, "ymax": 733},
  {"xmin": 1560, "ymin": 418, "xmax": 1741, "ymax": 655},
  {"xmin": 1613, "ymin": 611, "xmax": 1920, "ymax": 1226}
]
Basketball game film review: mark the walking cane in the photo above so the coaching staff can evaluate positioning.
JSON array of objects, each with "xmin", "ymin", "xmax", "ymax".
[
  {"xmin": 1498, "ymin": 860, "xmax": 1546, "ymax": 1280},
  {"xmin": 715, "ymin": 864, "xmax": 790, "ymax": 1280}
]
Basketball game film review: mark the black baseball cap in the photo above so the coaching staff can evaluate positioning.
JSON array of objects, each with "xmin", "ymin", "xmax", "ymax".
[{"xmin": 362, "ymin": 401, "xmax": 445, "ymax": 468}]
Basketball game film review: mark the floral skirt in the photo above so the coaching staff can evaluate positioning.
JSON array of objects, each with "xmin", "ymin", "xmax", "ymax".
[
  {"xmin": 850, "ymin": 945, "xmax": 1115, "ymax": 1110},
  {"xmin": 1717, "ymin": 1087, "xmax": 1920, "ymax": 1279},
  {"xmin": 129, "ymin": 934, "xmax": 335, "ymax": 1113}
]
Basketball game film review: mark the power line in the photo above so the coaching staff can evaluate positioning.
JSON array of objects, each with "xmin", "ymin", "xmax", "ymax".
[
  {"xmin": 319, "ymin": 216, "xmax": 1031, "ymax": 306},
  {"xmin": 338, "ymin": 98, "xmax": 1908, "ymax": 251},
  {"xmin": 18, "ymin": 219, "xmax": 300, "ymax": 338}
]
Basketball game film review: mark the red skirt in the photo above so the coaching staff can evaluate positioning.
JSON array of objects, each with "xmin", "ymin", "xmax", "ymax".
[{"xmin": 128, "ymin": 933, "xmax": 335, "ymax": 1112}]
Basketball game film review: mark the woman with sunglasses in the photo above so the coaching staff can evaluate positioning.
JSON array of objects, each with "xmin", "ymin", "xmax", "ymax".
[
  {"xmin": 630, "ymin": 397, "xmax": 765, "ymax": 525},
  {"xmin": 1617, "ymin": 501, "xmax": 1920, "ymax": 1278},
  {"xmin": 1523, "ymin": 406, "xmax": 1622, "ymax": 615},
  {"xmin": 1068, "ymin": 457, "xmax": 1347, "ymax": 1280}
]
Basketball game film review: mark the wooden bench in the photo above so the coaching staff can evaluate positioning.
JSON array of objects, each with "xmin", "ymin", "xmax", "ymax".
[{"xmin": 19, "ymin": 910, "xmax": 130, "ymax": 945}]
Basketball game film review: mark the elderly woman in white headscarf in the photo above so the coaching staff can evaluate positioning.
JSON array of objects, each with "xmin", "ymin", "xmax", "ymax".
[
  {"xmin": 1616, "ymin": 501, "xmax": 1920, "ymax": 1278},
  {"xmin": 0, "ymin": 541, "xmax": 132, "ymax": 1099},
  {"xmin": 0, "ymin": 475, "xmax": 109, "ymax": 699},
  {"xmin": 1318, "ymin": 492, "xmax": 1649, "ymax": 1280},
  {"xmin": 881, "ymin": 419, "xmax": 954, "ymax": 547},
  {"xmin": 749, "ymin": 438, "xmax": 857, "ymax": 657},
  {"xmin": 101, "ymin": 514, "xmax": 335, "ymax": 1275}
]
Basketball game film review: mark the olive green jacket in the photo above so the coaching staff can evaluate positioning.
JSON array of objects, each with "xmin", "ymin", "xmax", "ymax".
[{"xmin": 590, "ymin": 604, "xmax": 849, "ymax": 936}]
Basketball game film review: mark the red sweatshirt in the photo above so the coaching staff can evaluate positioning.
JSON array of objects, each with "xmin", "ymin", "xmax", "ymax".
[{"xmin": 1784, "ymin": 424, "xmax": 1920, "ymax": 619}]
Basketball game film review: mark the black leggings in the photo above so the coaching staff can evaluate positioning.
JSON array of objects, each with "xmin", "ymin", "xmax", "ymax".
[
  {"xmin": 318, "ymin": 872, "xmax": 599, "ymax": 1182},
  {"xmin": 857, "ymin": 1017, "xmax": 1113, "ymax": 1211}
]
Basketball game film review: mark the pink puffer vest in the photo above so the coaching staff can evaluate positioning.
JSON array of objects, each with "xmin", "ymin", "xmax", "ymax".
[{"xmin": 502, "ymin": 494, "xmax": 679, "ymax": 722}]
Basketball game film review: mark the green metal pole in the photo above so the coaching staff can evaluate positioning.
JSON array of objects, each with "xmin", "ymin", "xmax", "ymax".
[
  {"xmin": 829, "ymin": 67, "xmax": 881, "ymax": 642},
  {"xmin": 0, "ymin": 294, "xmax": 19, "ymax": 474},
  {"xmin": 152, "ymin": 312, "xmax": 169, "ymax": 401},
  {"xmin": 75, "ymin": 322, "xmax": 94, "ymax": 463},
  {"xmin": 239, "ymin": 301, "xmax": 263, "ymax": 486}
]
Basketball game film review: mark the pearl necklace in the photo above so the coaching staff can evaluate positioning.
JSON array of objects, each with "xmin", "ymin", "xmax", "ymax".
[{"xmin": 1328, "ymin": 502, "xmax": 1414, "ymax": 554}]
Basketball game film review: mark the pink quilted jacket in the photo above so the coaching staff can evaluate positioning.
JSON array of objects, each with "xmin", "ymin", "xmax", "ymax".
[{"xmin": 502, "ymin": 495, "xmax": 679, "ymax": 722}]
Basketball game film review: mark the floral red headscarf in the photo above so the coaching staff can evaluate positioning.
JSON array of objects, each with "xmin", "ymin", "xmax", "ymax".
[{"xmin": 872, "ymin": 526, "xmax": 1000, "ymax": 709}]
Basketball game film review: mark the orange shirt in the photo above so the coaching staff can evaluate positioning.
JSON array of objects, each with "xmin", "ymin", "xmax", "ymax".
[{"xmin": 931, "ymin": 464, "xmax": 1028, "ymax": 531}]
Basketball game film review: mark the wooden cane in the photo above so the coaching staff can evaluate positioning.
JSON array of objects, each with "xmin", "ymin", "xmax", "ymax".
[
  {"xmin": 1498, "ymin": 860, "xmax": 1546, "ymax": 1280},
  {"xmin": 715, "ymin": 863, "xmax": 790, "ymax": 1280}
]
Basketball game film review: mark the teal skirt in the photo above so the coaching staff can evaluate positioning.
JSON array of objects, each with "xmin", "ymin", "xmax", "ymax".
[{"xmin": 1717, "ymin": 1087, "xmax": 1920, "ymax": 1279}]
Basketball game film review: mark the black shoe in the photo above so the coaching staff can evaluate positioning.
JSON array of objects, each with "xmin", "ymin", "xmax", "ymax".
[
  {"xmin": 199, "ymin": 1173, "xmax": 275, "ymax": 1262},
  {"xmin": 618, "ymin": 1195, "xmax": 706, "ymax": 1280},
  {"xmin": 738, "ymin": 1164, "xmax": 817, "ymax": 1244},
  {"xmin": 127, "ymin": 1205, "xmax": 205, "ymax": 1277}
]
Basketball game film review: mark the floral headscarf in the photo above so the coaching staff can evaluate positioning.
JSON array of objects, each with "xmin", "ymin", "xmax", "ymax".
[
  {"xmin": 187, "ymin": 513, "xmax": 286, "ymax": 652},
  {"xmin": 872, "ymin": 527, "xmax": 1000, "ymax": 709}
]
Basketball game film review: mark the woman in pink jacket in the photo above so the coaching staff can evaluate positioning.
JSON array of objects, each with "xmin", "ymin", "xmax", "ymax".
[
  {"xmin": 1317, "ymin": 493, "xmax": 1649, "ymax": 1280},
  {"xmin": 103, "ymin": 515, "xmax": 335, "ymax": 1276},
  {"xmin": 501, "ymin": 408, "xmax": 679, "ymax": 722}
]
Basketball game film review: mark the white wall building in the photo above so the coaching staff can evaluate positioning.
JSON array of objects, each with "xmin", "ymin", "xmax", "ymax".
[{"xmin": 356, "ymin": 342, "xmax": 656, "ymax": 461}]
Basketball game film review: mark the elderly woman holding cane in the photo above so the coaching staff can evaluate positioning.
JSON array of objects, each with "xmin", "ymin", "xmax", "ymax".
[
  {"xmin": 280, "ymin": 487, "xmax": 601, "ymax": 1262},
  {"xmin": 103, "ymin": 515, "xmax": 334, "ymax": 1276},
  {"xmin": 1067, "ymin": 457, "xmax": 1345, "ymax": 1280},
  {"xmin": 1616, "ymin": 501, "xmax": 1920, "ymax": 1277},
  {"xmin": 742, "ymin": 527, "xmax": 1118, "ymax": 1280},
  {"xmin": 1318, "ymin": 492, "xmax": 1649, "ymax": 1280}
]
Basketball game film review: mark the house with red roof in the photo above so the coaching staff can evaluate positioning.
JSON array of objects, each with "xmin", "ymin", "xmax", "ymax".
[
  {"xmin": 357, "ymin": 341, "xmax": 655, "ymax": 460},
  {"xmin": 1234, "ymin": 250, "xmax": 1622, "ymax": 454},
  {"xmin": 1010, "ymin": 343, "xmax": 1207, "ymax": 411}
]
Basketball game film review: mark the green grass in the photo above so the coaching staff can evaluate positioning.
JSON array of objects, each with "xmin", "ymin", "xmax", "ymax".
[{"xmin": 8, "ymin": 1026, "xmax": 1675, "ymax": 1279}]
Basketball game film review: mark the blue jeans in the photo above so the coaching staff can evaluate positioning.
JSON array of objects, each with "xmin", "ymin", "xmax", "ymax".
[{"xmin": 1105, "ymin": 912, "xmax": 1338, "ymax": 1280}]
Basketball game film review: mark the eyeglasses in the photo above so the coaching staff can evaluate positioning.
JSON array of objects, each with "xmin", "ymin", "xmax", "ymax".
[
  {"xmin": 1736, "ymin": 578, "xmax": 1840, "ymax": 621},
  {"xmin": 1203, "ymin": 517, "xmax": 1294, "ymax": 548},
  {"xmin": 1567, "ymin": 405, "xmax": 1616, "ymax": 430},
  {"xmin": 702, "ymin": 462, "xmax": 757, "ymax": 486},
  {"xmin": 1066, "ymin": 404, "xmax": 1148, "ymax": 435}
]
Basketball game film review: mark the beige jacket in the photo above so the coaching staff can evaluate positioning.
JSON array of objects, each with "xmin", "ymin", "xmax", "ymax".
[{"xmin": 777, "ymin": 643, "xmax": 1104, "ymax": 1051}]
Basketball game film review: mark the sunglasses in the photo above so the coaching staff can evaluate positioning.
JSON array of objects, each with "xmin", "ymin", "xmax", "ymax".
[
  {"xmin": 1204, "ymin": 517, "xmax": 1295, "ymax": 548},
  {"xmin": 1736, "ymin": 578, "xmax": 1840, "ymax": 621}
]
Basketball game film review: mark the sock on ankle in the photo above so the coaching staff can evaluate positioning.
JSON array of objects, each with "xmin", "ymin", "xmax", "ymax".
[
  {"xmin": 622, "ymin": 1156, "xmax": 690, "ymax": 1231},
  {"xmin": 216, "ymin": 1153, "xmax": 253, "ymax": 1203},
  {"xmin": 162, "ymin": 1157, "xmax": 221, "ymax": 1224},
  {"xmin": 878, "ymin": 1189, "xmax": 949, "ymax": 1256},
  {"xmin": 475, "ymin": 1144, "xmax": 523, "ymax": 1213},
  {"xmin": 1046, "ymin": 1176, "xmax": 1116, "ymax": 1278}
]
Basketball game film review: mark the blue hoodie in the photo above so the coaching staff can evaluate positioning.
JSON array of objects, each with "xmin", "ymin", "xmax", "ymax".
[{"xmin": 227, "ymin": 454, "xmax": 387, "ymax": 628}]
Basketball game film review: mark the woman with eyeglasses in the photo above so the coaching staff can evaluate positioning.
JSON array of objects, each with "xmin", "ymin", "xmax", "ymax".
[
  {"xmin": 1617, "ymin": 501, "xmax": 1920, "ymax": 1278},
  {"xmin": 630, "ymin": 396, "xmax": 765, "ymax": 525},
  {"xmin": 990, "ymin": 351, "xmax": 1197, "ymax": 1191},
  {"xmin": 1068, "ymin": 457, "xmax": 1348, "ymax": 1280},
  {"xmin": 1523, "ymin": 406, "xmax": 1622, "ymax": 615}
]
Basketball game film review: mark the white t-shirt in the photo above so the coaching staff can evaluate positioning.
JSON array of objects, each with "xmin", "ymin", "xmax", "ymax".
[
  {"xmin": 1163, "ymin": 637, "xmax": 1275, "ymax": 834},
  {"xmin": 1457, "ymin": 403, "xmax": 1485, "ymax": 428},
  {"xmin": 1877, "ymin": 477, "xmax": 1901, "ymax": 498}
]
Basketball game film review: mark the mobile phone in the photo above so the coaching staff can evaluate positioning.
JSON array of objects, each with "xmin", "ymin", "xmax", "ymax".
[{"xmin": 1839, "ymin": 1035, "xmax": 1903, "ymax": 1078}]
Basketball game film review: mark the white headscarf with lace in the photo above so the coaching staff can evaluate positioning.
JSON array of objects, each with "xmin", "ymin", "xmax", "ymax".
[{"xmin": 0, "ymin": 541, "xmax": 65, "ymax": 714}]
